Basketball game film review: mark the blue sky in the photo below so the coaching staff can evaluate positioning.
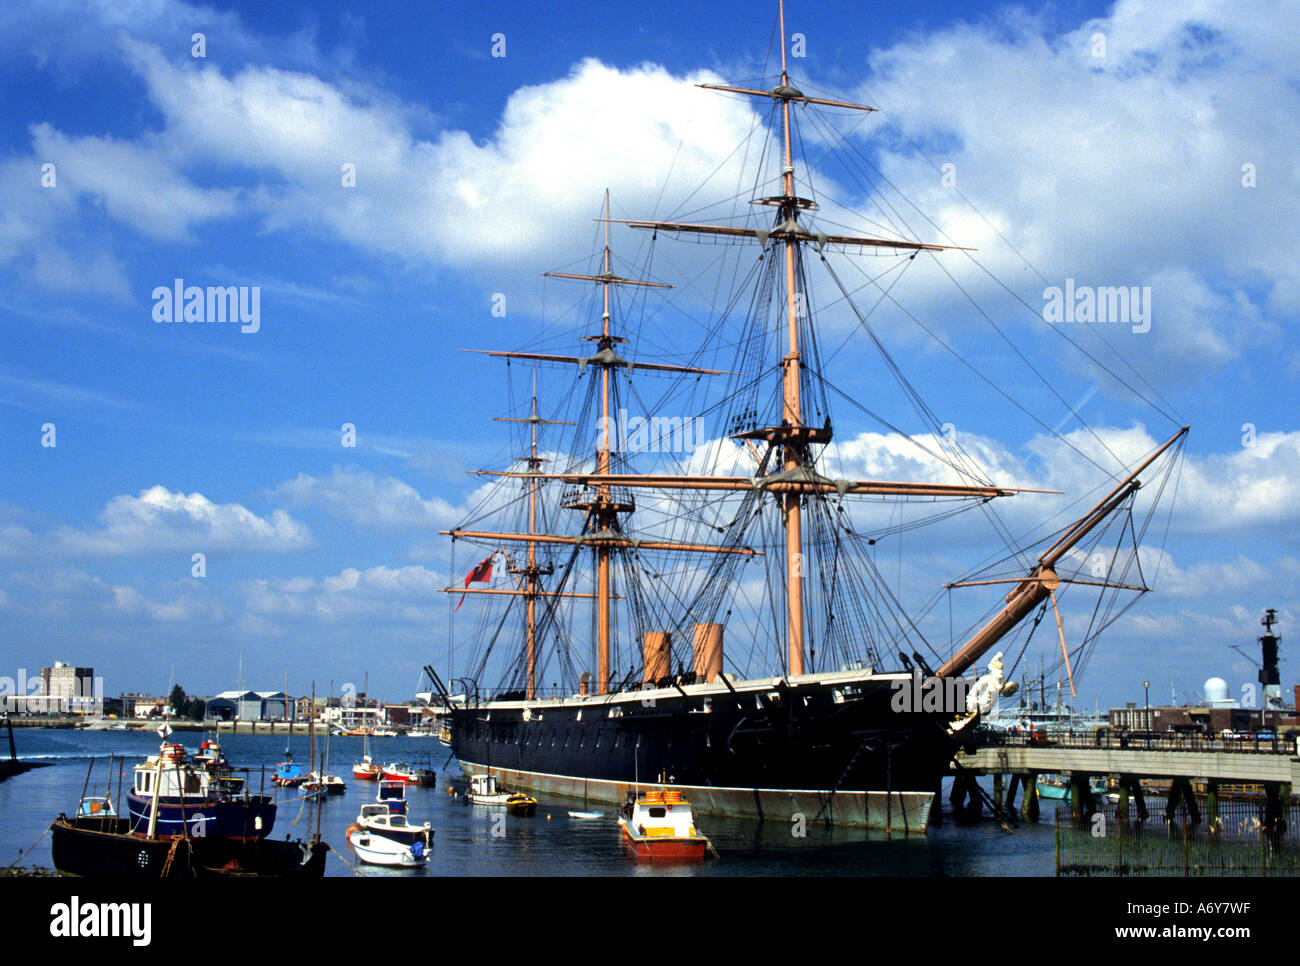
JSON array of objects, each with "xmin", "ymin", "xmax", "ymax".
[{"xmin": 0, "ymin": 0, "xmax": 1296, "ymax": 710}]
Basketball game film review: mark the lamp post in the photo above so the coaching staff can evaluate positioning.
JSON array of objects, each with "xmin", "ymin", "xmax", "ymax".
[{"xmin": 1143, "ymin": 680, "xmax": 1150, "ymax": 731}]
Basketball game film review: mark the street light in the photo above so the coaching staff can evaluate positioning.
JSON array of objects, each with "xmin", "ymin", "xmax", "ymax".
[{"xmin": 1144, "ymin": 680, "xmax": 1150, "ymax": 731}]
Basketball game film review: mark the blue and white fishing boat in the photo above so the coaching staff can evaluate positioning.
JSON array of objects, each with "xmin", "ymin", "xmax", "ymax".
[{"xmin": 125, "ymin": 741, "xmax": 276, "ymax": 840}]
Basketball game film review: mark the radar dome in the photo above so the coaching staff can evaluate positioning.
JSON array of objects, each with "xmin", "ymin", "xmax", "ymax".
[{"xmin": 1204, "ymin": 677, "xmax": 1230, "ymax": 705}]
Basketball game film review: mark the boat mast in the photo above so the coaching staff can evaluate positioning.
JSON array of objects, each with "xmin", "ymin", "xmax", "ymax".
[
  {"xmin": 776, "ymin": 0, "xmax": 806, "ymax": 675},
  {"xmin": 449, "ymin": 193, "xmax": 756, "ymax": 697},
  {"xmin": 596, "ymin": 191, "xmax": 615, "ymax": 693},
  {"xmin": 528, "ymin": 372, "xmax": 540, "ymax": 698}
]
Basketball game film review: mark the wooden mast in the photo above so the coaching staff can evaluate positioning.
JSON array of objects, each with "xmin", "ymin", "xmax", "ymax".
[
  {"xmin": 449, "ymin": 191, "xmax": 704, "ymax": 697},
  {"xmin": 597, "ymin": 190, "xmax": 614, "ymax": 694},
  {"xmin": 612, "ymin": 0, "xmax": 950, "ymax": 677},
  {"xmin": 776, "ymin": 0, "xmax": 806, "ymax": 676},
  {"xmin": 461, "ymin": 370, "xmax": 574, "ymax": 699},
  {"xmin": 527, "ymin": 370, "xmax": 540, "ymax": 698}
]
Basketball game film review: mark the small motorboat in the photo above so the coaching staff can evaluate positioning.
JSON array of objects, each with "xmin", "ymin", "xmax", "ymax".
[
  {"xmin": 568, "ymin": 810, "xmax": 604, "ymax": 819},
  {"xmin": 348, "ymin": 829, "xmax": 428, "ymax": 868},
  {"xmin": 381, "ymin": 762, "xmax": 436, "ymax": 786},
  {"xmin": 464, "ymin": 774, "xmax": 537, "ymax": 815},
  {"xmin": 306, "ymin": 771, "xmax": 347, "ymax": 795},
  {"xmin": 618, "ymin": 789, "xmax": 715, "ymax": 862},
  {"xmin": 350, "ymin": 803, "xmax": 432, "ymax": 847},
  {"xmin": 1036, "ymin": 774, "xmax": 1107, "ymax": 804},
  {"xmin": 376, "ymin": 779, "xmax": 408, "ymax": 814},
  {"xmin": 273, "ymin": 754, "xmax": 305, "ymax": 788},
  {"xmin": 193, "ymin": 739, "xmax": 226, "ymax": 770},
  {"xmin": 505, "ymin": 793, "xmax": 537, "ymax": 817}
]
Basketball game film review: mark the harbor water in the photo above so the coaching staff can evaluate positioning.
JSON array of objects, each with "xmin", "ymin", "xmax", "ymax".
[{"xmin": 2, "ymin": 729, "xmax": 1059, "ymax": 876}]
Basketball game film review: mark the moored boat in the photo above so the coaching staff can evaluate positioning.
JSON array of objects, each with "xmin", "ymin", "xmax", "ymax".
[
  {"xmin": 463, "ymin": 774, "xmax": 537, "ymax": 815},
  {"xmin": 348, "ymin": 828, "xmax": 428, "ymax": 868},
  {"xmin": 349, "ymin": 803, "xmax": 433, "ymax": 848},
  {"xmin": 618, "ymin": 789, "xmax": 714, "ymax": 862},
  {"xmin": 50, "ymin": 813, "xmax": 327, "ymax": 877},
  {"xmin": 376, "ymin": 779, "xmax": 408, "ymax": 814},
  {"xmin": 126, "ymin": 742, "xmax": 275, "ymax": 840},
  {"xmin": 306, "ymin": 771, "xmax": 347, "ymax": 795},
  {"xmin": 272, "ymin": 755, "xmax": 305, "ymax": 788},
  {"xmin": 352, "ymin": 755, "xmax": 381, "ymax": 781},
  {"xmin": 430, "ymin": 0, "xmax": 1189, "ymax": 832},
  {"xmin": 381, "ymin": 762, "xmax": 436, "ymax": 786},
  {"xmin": 1036, "ymin": 774, "xmax": 1107, "ymax": 803}
]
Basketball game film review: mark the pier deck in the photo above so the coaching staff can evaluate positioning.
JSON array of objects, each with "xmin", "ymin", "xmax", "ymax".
[{"xmin": 954, "ymin": 733, "xmax": 1300, "ymax": 784}]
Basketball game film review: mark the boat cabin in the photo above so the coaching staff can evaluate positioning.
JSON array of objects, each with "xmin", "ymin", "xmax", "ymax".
[
  {"xmin": 133, "ymin": 749, "xmax": 208, "ymax": 799},
  {"xmin": 626, "ymin": 790, "xmax": 699, "ymax": 838}
]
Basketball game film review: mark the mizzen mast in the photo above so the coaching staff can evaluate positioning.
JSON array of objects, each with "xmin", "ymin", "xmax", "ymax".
[{"xmin": 440, "ymin": 368, "xmax": 574, "ymax": 700}]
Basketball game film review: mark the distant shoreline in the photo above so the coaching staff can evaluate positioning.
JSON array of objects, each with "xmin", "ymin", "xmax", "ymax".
[{"xmin": 5, "ymin": 717, "xmax": 342, "ymax": 734}]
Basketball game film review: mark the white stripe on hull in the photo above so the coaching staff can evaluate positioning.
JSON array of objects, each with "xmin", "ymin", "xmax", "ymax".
[{"xmin": 459, "ymin": 760, "xmax": 932, "ymax": 832}]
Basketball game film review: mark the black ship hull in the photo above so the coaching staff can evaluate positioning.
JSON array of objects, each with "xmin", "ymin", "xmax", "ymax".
[{"xmin": 449, "ymin": 671, "xmax": 960, "ymax": 829}]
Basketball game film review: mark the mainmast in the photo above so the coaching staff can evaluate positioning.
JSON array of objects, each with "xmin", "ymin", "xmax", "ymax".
[
  {"xmin": 595, "ymin": 192, "xmax": 617, "ymax": 694},
  {"xmin": 776, "ymin": 0, "xmax": 807, "ymax": 675},
  {"xmin": 593, "ymin": 0, "xmax": 969, "ymax": 676}
]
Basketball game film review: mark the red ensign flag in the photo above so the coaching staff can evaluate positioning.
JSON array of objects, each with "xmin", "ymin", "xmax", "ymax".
[{"xmin": 455, "ymin": 554, "xmax": 495, "ymax": 611}]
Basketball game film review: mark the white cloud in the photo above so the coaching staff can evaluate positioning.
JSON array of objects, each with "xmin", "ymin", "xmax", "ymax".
[
  {"xmin": 242, "ymin": 564, "xmax": 443, "ymax": 623},
  {"xmin": 2, "ymin": 568, "xmax": 223, "ymax": 623},
  {"xmin": 118, "ymin": 47, "xmax": 760, "ymax": 268},
  {"xmin": 45, "ymin": 485, "xmax": 311, "ymax": 555},
  {"xmin": 30, "ymin": 122, "xmax": 238, "ymax": 243},
  {"xmin": 850, "ymin": 0, "xmax": 1298, "ymax": 375},
  {"xmin": 272, "ymin": 467, "xmax": 460, "ymax": 529},
  {"xmin": 1139, "ymin": 549, "xmax": 1300, "ymax": 601}
]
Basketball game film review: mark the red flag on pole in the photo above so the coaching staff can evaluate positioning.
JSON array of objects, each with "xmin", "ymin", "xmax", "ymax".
[{"xmin": 455, "ymin": 554, "xmax": 495, "ymax": 611}]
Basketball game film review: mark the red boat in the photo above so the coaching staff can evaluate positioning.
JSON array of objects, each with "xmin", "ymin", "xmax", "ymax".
[
  {"xmin": 618, "ymin": 790, "xmax": 715, "ymax": 862},
  {"xmin": 380, "ymin": 763, "xmax": 436, "ymax": 786},
  {"xmin": 352, "ymin": 755, "xmax": 381, "ymax": 781}
]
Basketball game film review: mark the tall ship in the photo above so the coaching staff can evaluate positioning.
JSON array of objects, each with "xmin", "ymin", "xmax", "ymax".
[{"xmin": 430, "ymin": 1, "xmax": 1187, "ymax": 829}]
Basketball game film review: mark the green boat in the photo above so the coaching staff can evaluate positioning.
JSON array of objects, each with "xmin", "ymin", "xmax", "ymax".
[{"xmin": 1037, "ymin": 775, "xmax": 1107, "ymax": 802}]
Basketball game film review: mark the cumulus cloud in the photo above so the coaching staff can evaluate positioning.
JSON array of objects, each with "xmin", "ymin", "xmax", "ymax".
[
  {"xmin": 242, "ymin": 564, "xmax": 443, "ymax": 623},
  {"xmin": 1, "ymin": 568, "xmax": 224, "ymax": 623},
  {"xmin": 272, "ymin": 466, "xmax": 461, "ymax": 529},
  {"xmin": 29, "ymin": 485, "xmax": 313, "ymax": 555},
  {"xmin": 852, "ymin": 0, "xmax": 1298, "ymax": 375},
  {"xmin": 117, "ymin": 46, "xmax": 760, "ymax": 267}
]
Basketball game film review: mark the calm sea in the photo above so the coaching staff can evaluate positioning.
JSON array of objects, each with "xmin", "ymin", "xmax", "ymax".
[{"xmin": 2, "ymin": 728, "xmax": 1059, "ymax": 876}]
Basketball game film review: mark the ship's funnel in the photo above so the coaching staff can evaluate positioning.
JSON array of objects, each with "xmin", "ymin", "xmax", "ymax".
[
  {"xmin": 693, "ymin": 623, "xmax": 723, "ymax": 683},
  {"xmin": 643, "ymin": 632, "xmax": 672, "ymax": 684}
]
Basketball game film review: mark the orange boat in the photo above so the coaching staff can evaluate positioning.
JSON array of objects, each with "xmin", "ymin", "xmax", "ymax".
[{"xmin": 618, "ymin": 789, "xmax": 715, "ymax": 862}]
